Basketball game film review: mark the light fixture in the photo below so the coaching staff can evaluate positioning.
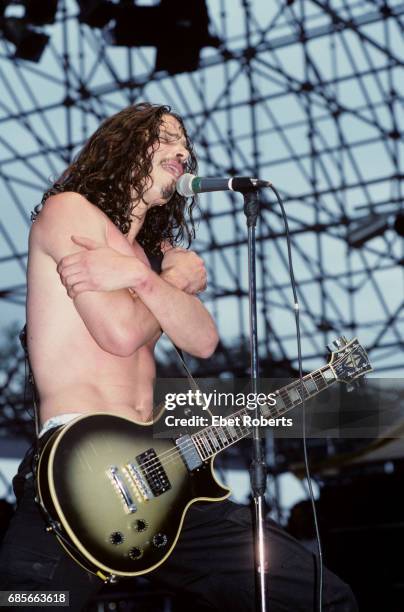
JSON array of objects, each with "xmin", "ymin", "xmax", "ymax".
[
  {"xmin": 394, "ymin": 213, "xmax": 404, "ymax": 237},
  {"xmin": 1, "ymin": 17, "xmax": 49, "ymax": 62},
  {"xmin": 154, "ymin": 0, "xmax": 220, "ymax": 74},
  {"xmin": 347, "ymin": 214, "xmax": 391, "ymax": 248},
  {"xmin": 77, "ymin": 0, "xmax": 115, "ymax": 29},
  {"xmin": 0, "ymin": 0, "xmax": 58, "ymax": 62},
  {"xmin": 104, "ymin": 0, "xmax": 220, "ymax": 75},
  {"xmin": 23, "ymin": 0, "xmax": 58, "ymax": 25}
]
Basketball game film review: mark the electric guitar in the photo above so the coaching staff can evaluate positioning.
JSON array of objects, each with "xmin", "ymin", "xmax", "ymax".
[{"xmin": 37, "ymin": 336, "xmax": 372, "ymax": 581}]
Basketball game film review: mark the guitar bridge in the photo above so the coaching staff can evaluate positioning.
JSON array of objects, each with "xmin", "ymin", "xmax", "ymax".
[
  {"xmin": 136, "ymin": 448, "xmax": 171, "ymax": 497},
  {"xmin": 107, "ymin": 466, "xmax": 137, "ymax": 513}
]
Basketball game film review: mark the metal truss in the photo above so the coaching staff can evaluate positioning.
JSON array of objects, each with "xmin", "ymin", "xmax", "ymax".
[{"xmin": 0, "ymin": 0, "xmax": 403, "ymax": 388}]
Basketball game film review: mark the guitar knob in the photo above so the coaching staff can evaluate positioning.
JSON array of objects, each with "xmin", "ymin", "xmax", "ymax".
[
  {"xmin": 152, "ymin": 533, "xmax": 168, "ymax": 548},
  {"xmin": 109, "ymin": 531, "xmax": 124, "ymax": 545},
  {"xmin": 133, "ymin": 519, "xmax": 148, "ymax": 532},
  {"xmin": 128, "ymin": 547, "xmax": 143, "ymax": 560}
]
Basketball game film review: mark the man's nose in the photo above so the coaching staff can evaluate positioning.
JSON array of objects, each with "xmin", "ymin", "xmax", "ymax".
[
  {"xmin": 174, "ymin": 142, "xmax": 189, "ymax": 162},
  {"xmin": 175, "ymin": 148, "xmax": 190, "ymax": 168}
]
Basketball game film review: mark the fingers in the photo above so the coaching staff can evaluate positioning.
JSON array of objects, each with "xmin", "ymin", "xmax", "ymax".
[
  {"xmin": 161, "ymin": 242, "xmax": 187, "ymax": 255},
  {"xmin": 57, "ymin": 260, "xmax": 82, "ymax": 284},
  {"xmin": 57, "ymin": 237, "xmax": 102, "ymax": 273},
  {"xmin": 57, "ymin": 252, "xmax": 85, "ymax": 272},
  {"xmin": 71, "ymin": 235, "xmax": 102, "ymax": 250},
  {"xmin": 58, "ymin": 266, "xmax": 91, "ymax": 297},
  {"xmin": 197, "ymin": 271, "xmax": 208, "ymax": 294},
  {"xmin": 59, "ymin": 270, "xmax": 82, "ymax": 286},
  {"xmin": 160, "ymin": 240, "xmax": 173, "ymax": 254},
  {"xmin": 66, "ymin": 281, "xmax": 91, "ymax": 299}
]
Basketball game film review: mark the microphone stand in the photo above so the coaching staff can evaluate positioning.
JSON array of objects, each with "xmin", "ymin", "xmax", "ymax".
[{"xmin": 243, "ymin": 188, "xmax": 269, "ymax": 611}]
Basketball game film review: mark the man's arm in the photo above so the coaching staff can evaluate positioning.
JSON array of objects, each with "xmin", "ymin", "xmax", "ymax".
[{"xmin": 37, "ymin": 193, "xmax": 218, "ymax": 358}]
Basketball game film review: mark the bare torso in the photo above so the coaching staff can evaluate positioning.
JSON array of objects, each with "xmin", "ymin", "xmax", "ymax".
[{"xmin": 27, "ymin": 203, "xmax": 159, "ymax": 426}]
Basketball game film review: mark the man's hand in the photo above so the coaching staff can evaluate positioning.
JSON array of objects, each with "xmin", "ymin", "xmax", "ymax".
[
  {"xmin": 57, "ymin": 235, "xmax": 148, "ymax": 298},
  {"xmin": 161, "ymin": 244, "xmax": 207, "ymax": 295}
]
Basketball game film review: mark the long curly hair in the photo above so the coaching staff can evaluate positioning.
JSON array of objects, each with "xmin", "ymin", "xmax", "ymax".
[{"xmin": 32, "ymin": 103, "xmax": 198, "ymax": 255}]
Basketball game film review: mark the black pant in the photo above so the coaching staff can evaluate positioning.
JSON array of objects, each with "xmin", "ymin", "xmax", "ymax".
[{"xmin": 0, "ymin": 439, "xmax": 357, "ymax": 612}]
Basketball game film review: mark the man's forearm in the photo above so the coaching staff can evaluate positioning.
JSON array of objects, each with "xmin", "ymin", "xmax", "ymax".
[
  {"xmin": 70, "ymin": 248, "xmax": 218, "ymax": 357},
  {"xmin": 133, "ymin": 269, "xmax": 218, "ymax": 358},
  {"xmin": 74, "ymin": 288, "xmax": 162, "ymax": 356}
]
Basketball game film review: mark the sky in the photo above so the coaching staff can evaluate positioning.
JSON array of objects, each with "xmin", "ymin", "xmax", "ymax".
[{"xmin": 0, "ymin": 2, "xmax": 403, "ymax": 377}]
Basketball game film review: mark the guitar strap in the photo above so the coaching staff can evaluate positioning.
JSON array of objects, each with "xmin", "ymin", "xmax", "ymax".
[
  {"xmin": 19, "ymin": 324, "xmax": 41, "ymax": 442},
  {"xmin": 172, "ymin": 344, "xmax": 201, "ymax": 392}
]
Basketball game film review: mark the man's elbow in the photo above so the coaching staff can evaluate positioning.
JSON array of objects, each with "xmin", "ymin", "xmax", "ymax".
[
  {"xmin": 97, "ymin": 328, "xmax": 140, "ymax": 358},
  {"xmin": 194, "ymin": 329, "xmax": 219, "ymax": 359},
  {"xmin": 100, "ymin": 338, "xmax": 135, "ymax": 358}
]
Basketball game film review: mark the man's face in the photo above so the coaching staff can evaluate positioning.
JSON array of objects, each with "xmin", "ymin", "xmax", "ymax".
[{"xmin": 142, "ymin": 114, "xmax": 190, "ymax": 208}]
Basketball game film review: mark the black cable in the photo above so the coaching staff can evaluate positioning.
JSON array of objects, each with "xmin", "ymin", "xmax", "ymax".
[
  {"xmin": 20, "ymin": 325, "xmax": 36, "ymax": 431},
  {"xmin": 268, "ymin": 184, "xmax": 323, "ymax": 612}
]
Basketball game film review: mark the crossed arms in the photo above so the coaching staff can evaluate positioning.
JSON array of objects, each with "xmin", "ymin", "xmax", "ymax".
[{"xmin": 33, "ymin": 193, "xmax": 218, "ymax": 358}]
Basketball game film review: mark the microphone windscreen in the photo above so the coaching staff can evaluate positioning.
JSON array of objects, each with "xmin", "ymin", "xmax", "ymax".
[{"xmin": 176, "ymin": 173, "xmax": 195, "ymax": 197}]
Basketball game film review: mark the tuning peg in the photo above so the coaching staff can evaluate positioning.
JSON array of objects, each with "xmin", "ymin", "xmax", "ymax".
[
  {"xmin": 327, "ymin": 338, "xmax": 343, "ymax": 352},
  {"xmin": 327, "ymin": 336, "xmax": 350, "ymax": 352}
]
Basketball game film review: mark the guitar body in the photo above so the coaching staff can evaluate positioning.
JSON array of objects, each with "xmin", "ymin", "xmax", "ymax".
[
  {"xmin": 37, "ymin": 412, "xmax": 229, "ymax": 579},
  {"xmin": 36, "ymin": 337, "xmax": 372, "ymax": 580}
]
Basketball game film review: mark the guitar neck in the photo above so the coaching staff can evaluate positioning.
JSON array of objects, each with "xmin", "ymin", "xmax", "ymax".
[{"xmin": 191, "ymin": 364, "xmax": 337, "ymax": 461}]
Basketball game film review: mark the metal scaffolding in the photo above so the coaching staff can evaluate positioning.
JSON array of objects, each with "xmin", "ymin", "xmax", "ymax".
[{"xmin": 0, "ymin": 0, "xmax": 403, "ymax": 444}]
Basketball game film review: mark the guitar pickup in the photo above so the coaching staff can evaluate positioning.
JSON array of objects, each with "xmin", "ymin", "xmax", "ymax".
[{"xmin": 136, "ymin": 448, "xmax": 171, "ymax": 497}]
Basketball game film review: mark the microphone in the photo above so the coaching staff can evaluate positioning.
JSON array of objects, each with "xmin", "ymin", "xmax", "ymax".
[{"xmin": 176, "ymin": 173, "xmax": 270, "ymax": 197}]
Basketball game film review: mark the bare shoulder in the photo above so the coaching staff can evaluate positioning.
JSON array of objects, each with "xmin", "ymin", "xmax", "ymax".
[
  {"xmin": 30, "ymin": 191, "xmax": 107, "ymax": 258},
  {"xmin": 35, "ymin": 191, "xmax": 105, "ymax": 227}
]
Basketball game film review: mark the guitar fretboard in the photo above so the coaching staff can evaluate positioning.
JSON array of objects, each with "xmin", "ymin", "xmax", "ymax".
[{"xmin": 191, "ymin": 365, "xmax": 336, "ymax": 461}]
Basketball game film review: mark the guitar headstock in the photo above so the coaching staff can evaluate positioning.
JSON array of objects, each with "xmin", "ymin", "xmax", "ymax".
[{"xmin": 327, "ymin": 336, "xmax": 373, "ymax": 385}]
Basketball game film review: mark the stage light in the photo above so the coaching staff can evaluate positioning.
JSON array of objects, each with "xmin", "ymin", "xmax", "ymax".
[
  {"xmin": 23, "ymin": 0, "xmax": 59, "ymax": 25},
  {"xmin": 104, "ymin": 0, "xmax": 220, "ymax": 75},
  {"xmin": 0, "ymin": 1, "xmax": 56, "ymax": 62},
  {"xmin": 394, "ymin": 213, "xmax": 404, "ymax": 237},
  {"xmin": 1, "ymin": 17, "xmax": 49, "ymax": 62},
  {"xmin": 108, "ymin": 5, "xmax": 160, "ymax": 47},
  {"xmin": 154, "ymin": 0, "xmax": 220, "ymax": 74},
  {"xmin": 347, "ymin": 214, "xmax": 390, "ymax": 248},
  {"xmin": 77, "ymin": 0, "xmax": 115, "ymax": 29}
]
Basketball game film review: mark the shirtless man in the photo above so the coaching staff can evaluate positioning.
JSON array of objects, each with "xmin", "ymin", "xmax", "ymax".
[
  {"xmin": 0, "ymin": 103, "xmax": 357, "ymax": 611},
  {"xmin": 27, "ymin": 108, "xmax": 217, "ymax": 428}
]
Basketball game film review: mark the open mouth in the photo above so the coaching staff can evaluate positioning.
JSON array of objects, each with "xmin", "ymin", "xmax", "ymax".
[{"xmin": 162, "ymin": 161, "xmax": 184, "ymax": 179}]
